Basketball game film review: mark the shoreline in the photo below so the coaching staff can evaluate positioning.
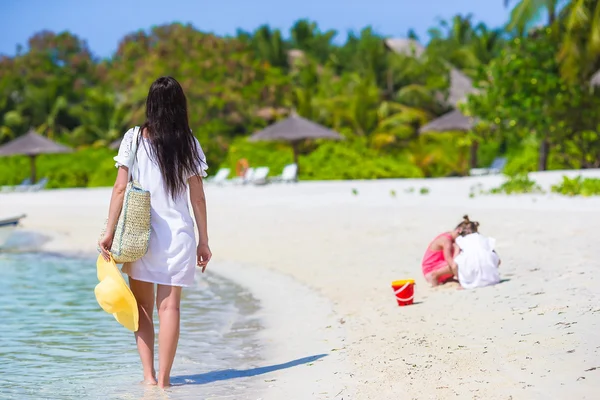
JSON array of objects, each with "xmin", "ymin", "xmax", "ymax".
[
  {"xmin": 2, "ymin": 171, "xmax": 600, "ymax": 399},
  {"xmin": 2, "ymin": 214, "xmax": 354, "ymax": 399}
]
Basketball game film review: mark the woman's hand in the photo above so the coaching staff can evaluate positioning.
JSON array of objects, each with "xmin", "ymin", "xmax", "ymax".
[
  {"xmin": 98, "ymin": 234, "xmax": 114, "ymax": 261},
  {"xmin": 197, "ymin": 243, "xmax": 212, "ymax": 273}
]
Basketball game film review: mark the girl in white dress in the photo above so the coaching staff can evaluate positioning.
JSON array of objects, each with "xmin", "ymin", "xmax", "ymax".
[
  {"xmin": 99, "ymin": 76, "xmax": 211, "ymax": 388},
  {"xmin": 454, "ymin": 219, "xmax": 501, "ymax": 289}
]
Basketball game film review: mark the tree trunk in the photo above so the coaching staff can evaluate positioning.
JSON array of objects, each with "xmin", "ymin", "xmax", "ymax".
[
  {"xmin": 548, "ymin": 1, "xmax": 557, "ymax": 24},
  {"xmin": 291, "ymin": 140, "xmax": 301, "ymax": 177},
  {"xmin": 469, "ymin": 140, "xmax": 479, "ymax": 169},
  {"xmin": 386, "ymin": 68, "xmax": 393, "ymax": 100},
  {"xmin": 538, "ymin": 138, "xmax": 550, "ymax": 171},
  {"xmin": 29, "ymin": 155, "xmax": 37, "ymax": 183}
]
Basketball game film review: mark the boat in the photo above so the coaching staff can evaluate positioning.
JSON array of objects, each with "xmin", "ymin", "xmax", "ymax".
[{"xmin": 0, "ymin": 214, "xmax": 26, "ymax": 248}]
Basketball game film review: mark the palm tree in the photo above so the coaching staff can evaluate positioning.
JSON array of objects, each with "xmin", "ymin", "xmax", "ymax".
[
  {"xmin": 504, "ymin": 0, "xmax": 600, "ymax": 80},
  {"xmin": 427, "ymin": 14, "xmax": 481, "ymax": 72},
  {"xmin": 504, "ymin": 0, "xmax": 562, "ymax": 34},
  {"xmin": 251, "ymin": 25, "xmax": 288, "ymax": 69},
  {"xmin": 558, "ymin": 0, "xmax": 600, "ymax": 81}
]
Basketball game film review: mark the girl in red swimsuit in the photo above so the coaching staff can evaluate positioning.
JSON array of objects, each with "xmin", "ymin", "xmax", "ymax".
[{"xmin": 421, "ymin": 215, "xmax": 478, "ymax": 286}]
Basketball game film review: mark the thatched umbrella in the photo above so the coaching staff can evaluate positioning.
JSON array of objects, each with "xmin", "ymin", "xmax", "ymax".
[
  {"xmin": 0, "ymin": 129, "xmax": 72, "ymax": 182},
  {"xmin": 420, "ymin": 110, "xmax": 479, "ymax": 169},
  {"xmin": 249, "ymin": 113, "xmax": 343, "ymax": 175}
]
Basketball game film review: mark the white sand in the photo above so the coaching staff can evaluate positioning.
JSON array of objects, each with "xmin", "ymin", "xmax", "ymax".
[{"xmin": 2, "ymin": 170, "xmax": 600, "ymax": 399}]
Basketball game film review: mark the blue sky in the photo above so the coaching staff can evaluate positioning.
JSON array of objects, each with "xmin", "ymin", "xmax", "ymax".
[{"xmin": 0, "ymin": 0, "xmax": 510, "ymax": 58}]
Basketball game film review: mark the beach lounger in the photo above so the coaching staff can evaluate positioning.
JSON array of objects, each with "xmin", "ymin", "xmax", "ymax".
[
  {"xmin": 271, "ymin": 164, "xmax": 298, "ymax": 183},
  {"xmin": 470, "ymin": 157, "xmax": 507, "ymax": 176},
  {"xmin": 206, "ymin": 168, "xmax": 230, "ymax": 185},
  {"xmin": 1, "ymin": 178, "xmax": 32, "ymax": 193},
  {"xmin": 251, "ymin": 167, "xmax": 270, "ymax": 185},
  {"xmin": 27, "ymin": 177, "xmax": 49, "ymax": 192}
]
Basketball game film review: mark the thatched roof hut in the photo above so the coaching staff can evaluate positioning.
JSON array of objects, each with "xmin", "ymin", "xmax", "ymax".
[
  {"xmin": 384, "ymin": 38, "xmax": 476, "ymax": 107},
  {"xmin": 255, "ymin": 107, "xmax": 289, "ymax": 121},
  {"xmin": 384, "ymin": 38, "xmax": 425, "ymax": 57},
  {"xmin": 419, "ymin": 110, "xmax": 475, "ymax": 133},
  {"xmin": 591, "ymin": 69, "xmax": 600, "ymax": 87},
  {"xmin": 448, "ymin": 68, "xmax": 477, "ymax": 106}
]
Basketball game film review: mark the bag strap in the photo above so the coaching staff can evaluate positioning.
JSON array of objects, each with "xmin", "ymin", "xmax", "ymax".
[{"xmin": 128, "ymin": 126, "xmax": 141, "ymax": 183}]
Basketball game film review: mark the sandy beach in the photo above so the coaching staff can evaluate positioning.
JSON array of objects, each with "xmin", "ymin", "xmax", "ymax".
[{"xmin": 2, "ymin": 170, "xmax": 600, "ymax": 399}]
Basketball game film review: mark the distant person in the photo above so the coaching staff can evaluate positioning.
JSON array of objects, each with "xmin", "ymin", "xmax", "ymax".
[
  {"xmin": 421, "ymin": 215, "xmax": 474, "ymax": 286},
  {"xmin": 98, "ymin": 76, "xmax": 211, "ymax": 388},
  {"xmin": 454, "ymin": 220, "xmax": 501, "ymax": 289},
  {"xmin": 236, "ymin": 158, "xmax": 249, "ymax": 177}
]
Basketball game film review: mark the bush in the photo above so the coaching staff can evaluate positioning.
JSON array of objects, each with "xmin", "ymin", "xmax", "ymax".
[
  {"xmin": 504, "ymin": 141, "xmax": 581, "ymax": 177},
  {"xmin": 302, "ymin": 140, "xmax": 424, "ymax": 180},
  {"xmin": 223, "ymin": 137, "xmax": 424, "ymax": 180},
  {"xmin": 0, "ymin": 147, "xmax": 117, "ymax": 188},
  {"xmin": 551, "ymin": 176, "xmax": 600, "ymax": 196},
  {"xmin": 489, "ymin": 174, "xmax": 544, "ymax": 194},
  {"xmin": 223, "ymin": 137, "xmax": 294, "ymax": 176}
]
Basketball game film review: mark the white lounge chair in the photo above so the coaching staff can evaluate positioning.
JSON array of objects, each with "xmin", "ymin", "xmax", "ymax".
[
  {"xmin": 231, "ymin": 167, "xmax": 255, "ymax": 185},
  {"xmin": 280, "ymin": 164, "xmax": 298, "ymax": 183},
  {"xmin": 271, "ymin": 164, "xmax": 298, "ymax": 183},
  {"xmin": 1, "ymin": 178, "xmax": 32, "ymax": 193},
  {"xmin": 27, "ymin": 177, "xmax": 49, "ymax": 192},
  {"xmin": 470, "ymin": 157, "xmax": 507, "ymax": 176},
  {"xmin": 251, "ymin": 167, "xmax": 270, "ymax": 185},
  {"xmin": 206, "ymin": 168, "xmax": 230, "ymax": 185}
]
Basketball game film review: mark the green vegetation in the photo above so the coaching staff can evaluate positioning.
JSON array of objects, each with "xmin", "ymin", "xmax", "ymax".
[
  {"xmin": 488, "ymin": 174, "xmax": 545, "ymax": 195},
  {"xmin": 551, "ymin": 176, "xmax": 600, "ymax": 196},
  {"xmin": 1, "ymin": 2, "xmax": 599, "ymax": 187}
]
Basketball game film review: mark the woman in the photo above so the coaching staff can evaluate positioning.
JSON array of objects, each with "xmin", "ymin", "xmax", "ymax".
[
  {"xmin": 99, "ymin": 76, "xmax": 211, "ymax": 388},
  {"xmin": 421, "ymin": 215, "xmax": 477, "ymax": 286}
]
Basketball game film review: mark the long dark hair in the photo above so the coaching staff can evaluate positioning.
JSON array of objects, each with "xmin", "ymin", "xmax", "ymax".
[{"xmin": 140, "ymin": 76, "xmax": 203, "ymax": 199}]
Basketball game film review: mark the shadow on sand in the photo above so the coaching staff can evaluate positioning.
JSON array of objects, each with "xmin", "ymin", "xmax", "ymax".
[{"xmin": 171, "ymin": 354, "xmax": 328, "ymax": 386}]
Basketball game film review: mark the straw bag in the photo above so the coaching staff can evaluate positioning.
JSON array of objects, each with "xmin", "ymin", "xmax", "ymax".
[{"xmin": 100, "ymin": 127, "xmax": 151, "ymax": 264}]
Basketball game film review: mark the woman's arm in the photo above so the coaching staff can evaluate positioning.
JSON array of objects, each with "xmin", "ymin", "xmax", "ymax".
[
  {"xmin": 189, "ymin": 175, "xmax": 211, "ymax": 272},
  {"xmin": 98, "ymin": 167, "xmax": 129, "ymax": 260}
]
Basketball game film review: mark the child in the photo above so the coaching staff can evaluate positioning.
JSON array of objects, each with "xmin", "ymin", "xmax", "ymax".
[
  {"xmin": 454, "ymin": 218, "xmax": 501, "ymax": 289},
  {"xmin": 422, "ymin": 215, "xmax": 473, "ymax": 286}
]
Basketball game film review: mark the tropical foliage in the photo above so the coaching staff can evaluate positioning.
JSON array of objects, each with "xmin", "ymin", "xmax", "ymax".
[
  {"xmin": 0, "ymin": 1, "xmax": 599, "ymax": 187},
  {"xmin": 551, "ymin": 175, "xmax": 600, "ymax": 195}
]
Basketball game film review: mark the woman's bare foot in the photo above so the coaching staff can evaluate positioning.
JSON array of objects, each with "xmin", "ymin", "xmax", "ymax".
[
  {"xmin": 425, "ymin": 273, "xmax": 439, "ymax": 287},
  {"xmin": 141, "ymin": 369, "xmax": 157, "ymax": 385},
  {"xmin": 157, "ymin": 377, "xmax": 171, "ymax": 389}
]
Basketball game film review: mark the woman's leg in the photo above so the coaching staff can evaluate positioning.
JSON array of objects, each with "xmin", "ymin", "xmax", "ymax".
[
  {"xmin": 129, "ymin": 277, "xmax": 157, "ymax": 385},
  {"xmin": 156, "ymin": 284, "xmax": 182, "ymax": 388}
]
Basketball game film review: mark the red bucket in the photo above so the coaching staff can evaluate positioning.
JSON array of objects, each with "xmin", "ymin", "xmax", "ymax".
[{"xmin": 391, "ymin": 280, "xmax": 415, "ymax": 306}]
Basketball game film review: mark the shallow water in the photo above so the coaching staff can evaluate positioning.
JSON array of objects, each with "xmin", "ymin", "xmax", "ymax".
[{"xmin": 0, "ymin": 253, "xmax": 263, "ymax": 400}]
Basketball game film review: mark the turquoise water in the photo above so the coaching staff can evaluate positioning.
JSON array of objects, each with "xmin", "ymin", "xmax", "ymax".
[{"xmin": 0, "ymin": 252, "xmax": 263, "ymax": 399}]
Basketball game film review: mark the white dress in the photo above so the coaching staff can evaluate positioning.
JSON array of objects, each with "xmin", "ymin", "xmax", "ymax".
[
  {"xmin": 455, "ymin": 233, "xmax": 501, "ymax": 289},
  {"xmin": 113, "ymin": 127, "xmax": 208, "ymax": 287}
]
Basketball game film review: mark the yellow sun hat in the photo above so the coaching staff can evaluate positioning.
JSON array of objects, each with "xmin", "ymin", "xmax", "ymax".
[{"xmin": 94, "ymin": 254, "xmax": 139, "ymax": 332}]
